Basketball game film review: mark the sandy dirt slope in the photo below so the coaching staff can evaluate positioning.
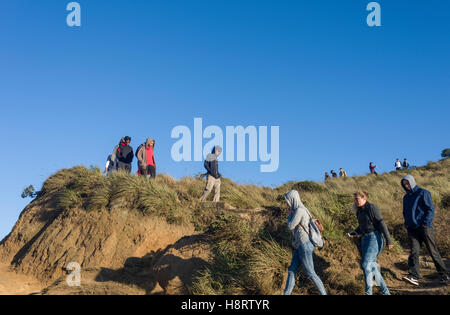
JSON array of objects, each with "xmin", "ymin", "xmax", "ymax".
[{"xmin": 0, "ymin": 263, "xmax": 43, "ymax": 295}]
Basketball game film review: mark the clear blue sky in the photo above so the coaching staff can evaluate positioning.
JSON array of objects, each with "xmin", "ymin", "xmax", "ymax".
[{"xmin": 1, "ymin": 0, "xmax": 449, "ymax": 239}]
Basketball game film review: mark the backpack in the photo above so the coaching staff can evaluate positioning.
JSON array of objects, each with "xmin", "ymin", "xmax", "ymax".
[
  {"xmin": 299, "ymin": 208, "xmax": 325, "ymax": 248},
  {"xmin": 135, "ymin": 144, "xmax": 144, "ymax": 158}
]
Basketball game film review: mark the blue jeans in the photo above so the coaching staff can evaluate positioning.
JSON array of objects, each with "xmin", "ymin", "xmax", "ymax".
[
  {"xmin": 361, "ymin": 231, "xmax": 390, "ymax": 295},
  {"xmin": 283, "ymin": 240, "xmax": 327, "ymax": 295}
]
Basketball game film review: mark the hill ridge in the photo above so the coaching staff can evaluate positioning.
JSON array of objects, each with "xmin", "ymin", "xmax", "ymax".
[{"xmin": 0, "ymin": 158, "xmax": 448, "ymax": 295}]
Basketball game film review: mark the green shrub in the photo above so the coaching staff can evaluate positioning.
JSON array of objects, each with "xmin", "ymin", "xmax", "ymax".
[
  {"xmin": 56, "ymin": 188, "xmax": 82, "ymax": 211},
  {"xmin": 21, "ymin": 185, "xmax": 38, "ymax": 199},
  {"xmin": 245, "ymin": 237, "xmax": 291, "ymax": 294},
  {"xmin": 291, "ymin": 181, "xmax": 326, "ymax": 193},
  {"xmin": 441, "ymin": 193, "xmax": 450, "ymax": 209}
]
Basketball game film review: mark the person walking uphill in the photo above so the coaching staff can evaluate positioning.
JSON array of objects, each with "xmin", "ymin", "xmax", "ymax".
[
  {"xmin": 402, "ymin": 158, "xmax": 410, "ymax": 170},
  {"xmin": 395, "ymin": 159, "xmax": 402, "ymax": 171},
  {"xmin": 369, "ymin": 162, "xmax": 378, "ymax": 176},
  {"xmin": 401, "ymin": 175, "xmax": 449, "ymax": 286},
  {"xmin": 116, "ymin": 136, "xmax": 134, "ymax": 173},
  {"xmin": 349, "ymin": 190, "xmax": 393, "ymax": 295},
  {"xmin": 136, "ymin": 138, "xmax": 156, "ymax": 178},
  {"xmin": 283, "ymin": 190, "xmax": 327, "ymax": 295},
  {"xmin": 199, "ymin": 145, "xmax": 222, "ymax": 203}
]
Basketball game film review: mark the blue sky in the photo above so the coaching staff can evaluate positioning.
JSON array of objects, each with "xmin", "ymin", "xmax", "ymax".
[{"xmin": 1, "ymin": 0, "xmax": 449, "ymax": 239}]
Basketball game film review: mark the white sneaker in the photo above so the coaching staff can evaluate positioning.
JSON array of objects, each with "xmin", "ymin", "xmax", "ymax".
[{"xmin": 403, "ymin": 275, "xmax": 419, "ymax": 286}]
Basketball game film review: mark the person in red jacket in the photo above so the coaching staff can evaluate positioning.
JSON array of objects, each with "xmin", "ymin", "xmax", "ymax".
[{"xmin": 136, "ymin": 138, "xmax": 156, "ymax": 178}]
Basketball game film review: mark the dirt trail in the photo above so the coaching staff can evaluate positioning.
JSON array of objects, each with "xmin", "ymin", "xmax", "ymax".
[
  {"xmin": 386, "ymin": 254, "xmax": 449, "ymax": 295},
  {"xmin": 0, "ymin": 263, "xmax": 43, "ymax": 295},
  {"xmin": 0, "ymin": 250, "xmax": 448, "ymax": 295}
]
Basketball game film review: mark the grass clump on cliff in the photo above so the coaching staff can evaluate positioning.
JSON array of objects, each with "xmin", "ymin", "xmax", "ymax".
[{"xmin": 41, "ymin": 166, "xmax": 185, "ymax": 225}]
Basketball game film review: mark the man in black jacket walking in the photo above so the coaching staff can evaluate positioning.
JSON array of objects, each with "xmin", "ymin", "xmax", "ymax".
[
  {"xmin": 200, "ymin": 145, "xmax": 222, "ymax": 202},
  {"xmin": 116, "ymin": 136, "xmax": 134, "ymax": 173}
]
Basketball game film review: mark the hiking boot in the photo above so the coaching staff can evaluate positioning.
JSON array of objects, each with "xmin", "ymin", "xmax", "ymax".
[
  {"xmin": 403, "ymin": 275, "xmax": 419, "ymax": 286},
  {"xmin": 440, "ymin": 274, "xmax": 449, "ymax": 285}
]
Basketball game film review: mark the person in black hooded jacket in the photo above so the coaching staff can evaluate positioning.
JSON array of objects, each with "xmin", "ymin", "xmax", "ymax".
[{"xmin": 116, "ymin": 136, "xmax": 134, "ymax": 173}]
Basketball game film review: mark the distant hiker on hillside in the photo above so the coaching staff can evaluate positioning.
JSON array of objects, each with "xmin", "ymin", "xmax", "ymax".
[
  {"xmin": 283, "ymin": 190, "xmax": 327, "ymax": 295},
  {"xmin": 349, "ymin": 190, "xmax": 393, "ymax": 295},
  {"xmin": 136, "ymin": 138, "xmax": 156, "ymax": 178},
  {"xmin": 116, "ymin": 136, "xmax": 134, "ymax": 173},
  {"xmin": 104, "ymin": 154, "xmax": 115, "ymax": 175},
  {"xmin": 331, "ymin": 170, "xmax": 338, "ymax": 178},
  {"xmin": 403, "ymin": 158, "xmax": 410, "ymax": 170},
  {"xmin": 324, "ymin": 172, "xmax": 330, "ymax": 181},
  {"xmin": 104, "ymin": 137, "xmax": 124, "ymax": 174},
  {"xmin": 395, "ymin": 159, "xmax": 402, "ymax": 171},
  {"xmin": 199, "ymin": 145, "xmax": 222, "ymax": 203},
  {"xmin": 401, "ymin": 175, "xmax": 449, "ymax": 286},
  {"xmin": 339, "ymin": 168, "xmax": 347, "ymax": 178},
  {"xmin": 369, "ymin": 162, "xmax": 378, "ymax": 176}
]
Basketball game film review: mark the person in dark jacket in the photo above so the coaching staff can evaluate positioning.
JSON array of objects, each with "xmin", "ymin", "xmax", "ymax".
[
  {"xmin": 349, "ymin": 190, "xmax": 393, "ymax": 295},
  {"xmin": 104, "ymin": 154, "xmax": 115, "ymax": 175},
  {"xmin": 401, "ymin": 175, "xmax": 448, "ymax": 285},
  {"xmin": 199, "ymin": 145, "xmax": 222, "ymax": 202},
  {"xmin": 402, "ymin": 158, "xmax": 410, "ymax": 170},
  {"xmin": 116, "ymin": 136, "xmax": 134, "ymax": 173},
  {"xmin": 369, "ymin": 162, "xmax": 378, "ymax": 176},
  {"xmin": 106, "ymin": 137, "xmax": 124, "ymax": 174}
]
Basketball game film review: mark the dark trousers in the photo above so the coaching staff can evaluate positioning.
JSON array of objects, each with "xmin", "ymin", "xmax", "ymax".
[
  {"xmin": 117, "ymin": 161, "xmax": 132, "ymax": 173},
  {"xmin": 407, "ymin": 226, "xmax": 447, "ymax": 278},
  {"xmin": 140, "ymin": 165, "xmax": 156, "ymax": 178}
]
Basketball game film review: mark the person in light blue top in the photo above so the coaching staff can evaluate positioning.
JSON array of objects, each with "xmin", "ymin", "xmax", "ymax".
[{"xmin": 283, "ymin": 190, "xmax": 327, "ymax": 295}]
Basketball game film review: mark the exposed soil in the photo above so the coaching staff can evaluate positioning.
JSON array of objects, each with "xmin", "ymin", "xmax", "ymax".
[{"xmin": 0, "ymin": 263, "xmax": 43, "ymax": 295}]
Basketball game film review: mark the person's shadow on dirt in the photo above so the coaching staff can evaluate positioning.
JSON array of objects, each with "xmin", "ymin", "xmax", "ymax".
[
  {"xmin": 95, "ymin": 255, "xmax": 158, "ymax": 294},
  {"xmin": 94, "ymin": 234, "xmax": 210, "ymax": 295}
]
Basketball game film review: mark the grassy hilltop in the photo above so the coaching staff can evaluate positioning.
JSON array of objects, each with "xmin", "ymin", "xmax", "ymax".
[{"xmin": 1, "ymin": 158, "xmax": 449, "ymax": 295}]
